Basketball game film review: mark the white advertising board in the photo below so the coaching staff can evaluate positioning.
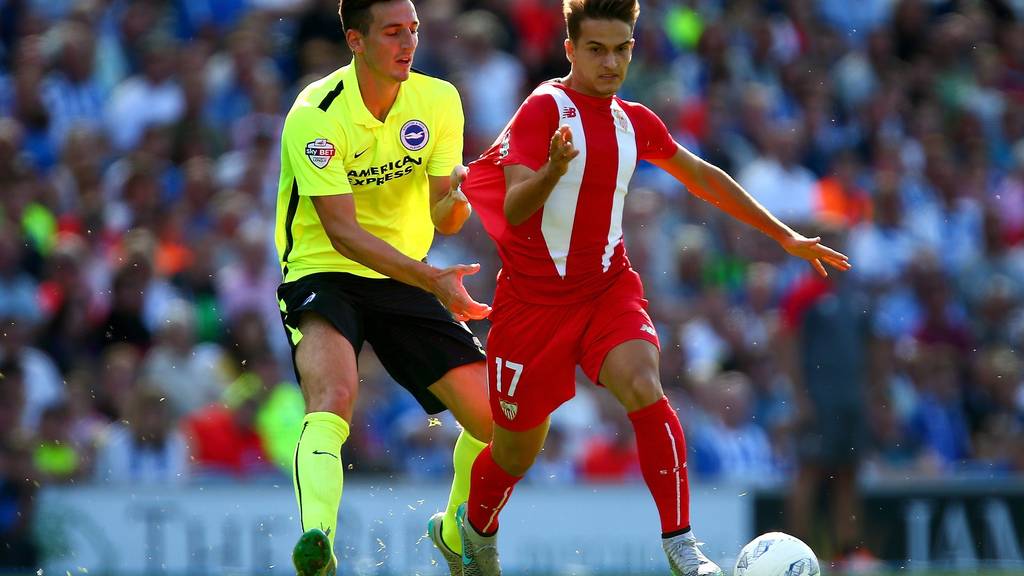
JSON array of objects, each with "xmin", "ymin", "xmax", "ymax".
[{"xmin": 36, "ymin": 482, "xmax": 749, "ymax": 575}]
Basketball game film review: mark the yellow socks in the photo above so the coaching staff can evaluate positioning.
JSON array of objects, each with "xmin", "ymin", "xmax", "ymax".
[
  {"xmin": 293, "ymin": 412, "xmax": 350, "ymax": 545},
  {"xmin": 442, "ymin": 429, "xmax": 487, "ymax": 553}
]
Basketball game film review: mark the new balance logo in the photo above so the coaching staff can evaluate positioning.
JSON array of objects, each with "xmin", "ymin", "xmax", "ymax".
[
  {"xmin": 312, "ymin": 450, "xmax": 338, "ymax": 459},
  {"xmin": 561, "ymin": 106, "xmax": 577, "ymax": 118},
  {"xmin": 499, "ymin": 399, "xmax": 518, "ymax": 421},
  {"xmin": 641, "ymin": 323, "xmax": 657, "ymax": 337}
]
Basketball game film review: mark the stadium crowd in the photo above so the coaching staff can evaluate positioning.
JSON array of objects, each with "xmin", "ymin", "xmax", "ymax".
[{"xmin": 1, "ymin": 0, "xmax": 1023, "ymax": 566}]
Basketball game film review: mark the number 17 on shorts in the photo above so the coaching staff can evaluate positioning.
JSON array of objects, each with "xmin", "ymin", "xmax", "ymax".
[{"xmin": 494, "ymin": 357, "xmax": 523, "ymax": 421}]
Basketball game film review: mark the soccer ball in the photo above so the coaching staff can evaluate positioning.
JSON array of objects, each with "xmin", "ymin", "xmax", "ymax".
[{"xmin": 733, "ymin": 532, "xmax": 820, "ymax": 576}]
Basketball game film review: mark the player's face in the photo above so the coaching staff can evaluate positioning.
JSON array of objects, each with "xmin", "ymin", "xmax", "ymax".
[
  {"xmin": 565, "ymin": 18, "xmax": 634, "ymax": 98},
  {"xmin": 348, "ymin": 0, "xmax": 419, "ymax": 82}
]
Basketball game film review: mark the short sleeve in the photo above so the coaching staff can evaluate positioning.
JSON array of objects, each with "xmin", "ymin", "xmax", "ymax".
[
  {"xmin": 426, "ymin": 82, "xmax": 465, "ymax": 177},
  {"xmin": 282, "ymin": 106, "xmax": 352, "ymax": 196},
  {"xmin": 497, "ymin": 92, "xmax": 557, "ymax": 171},
  {"xmin": 626, "ymin": 102, "xmax": 677, "ymax": 161}
]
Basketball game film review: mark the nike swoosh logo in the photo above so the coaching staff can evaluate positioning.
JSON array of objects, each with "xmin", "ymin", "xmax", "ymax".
[
  {"xmin": 311, "ymin": 450, "xmax": 339, "ymax": 459},
  {"xmin": 354, "ymin": 148, "xmax": 369, "ymax": 158}
]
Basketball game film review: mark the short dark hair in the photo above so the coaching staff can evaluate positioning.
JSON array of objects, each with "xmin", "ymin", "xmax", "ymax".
[
  {"xmin": 339, "ymin": 0, "xmax": 396, "ymax": 35},
  {"xmin": 563, "ymin": 0, "xmax": 639, "ymax": 42}
]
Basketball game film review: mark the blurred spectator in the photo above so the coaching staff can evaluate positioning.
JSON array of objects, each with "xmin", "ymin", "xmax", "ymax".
[
  {"xmin": 736, "ymin": 122, "xmax": 817, "ymax": 224},
  {"xmin": 451, "ymin": 10, "xmax": 525, "ymax": 155},
  {"xmin": 846, "ymin": 171, "xmax": 918, "ymax": 287},
  {"xmin": 93, "ymin": 343, "xmax": 143, "ymax": 422},
  {"xmin": 813, "ymin": 150, "xmax": 872, "ymax": 228},
  {"xmin": 104, "ymin": 34, "xmax": 184, "ymax": 152},
  {"xmin": 0, "ymin": 225, "xmax": 41, "ymax": 327},
  {"xmin": 393, "ymin": 408, "xmax": 459, "ymax": 481},
  {"xmin": 141, "ymin": 298, "xmax": 230, "ymax": 417},
  {"xmin": 214, "ymin": 221, "xmax": 280, "ymax": 333},
  {"xmin": 525, "ymin": 425, "xmax": 577, "ymax": 485},
  {"xmin": 40, "ymin": 22, "xmax": 104, "ymax": 146},
  {"xmin": 93, "ymin": 385, "xmax": 189, "ymax": 485},
  {"xmin": 906, "ymin": 345, "xmax": 972, "ymax": 472},
  {"xmin": 0, "ymin": 433, "xmax": 38, "ymax": 569},
  {"xmin": 182, "ymin": 373, "xmax": 274, "ymax": 479},
  {"xmin": 0, "ymin": 360, "xmax": 28, "ymax": 440},
  {"xmin": 578, "ymin": 408, "xmax": 640, "ymax": 483},
  {"xmin": 690, "ymin": 372, "xmax": 779, "ymax": 484},
  {"xmin": 33, "ymin": 401, "xmax": 89, "ymax": 484},
  {"xmin": 91, "ymin": 262, "xmax": 152, "ymax": 352},
  {"xmin": 62, "ymin": 364, "xmax": 111, "ymax": 452},
  {"xmin": 37, "ymin": 236, "xmax": 99, "ymax": 372},
  {"xmin": 0, "ymin": 312, "xmax": 63, "ymax": 430},
  {"xmin": 250, "ymin": 357, "xmax": 304, "ymax": 474},
  {"xmin": 781, "ymin": 230, "xmax": 875, "ymax": 564}
]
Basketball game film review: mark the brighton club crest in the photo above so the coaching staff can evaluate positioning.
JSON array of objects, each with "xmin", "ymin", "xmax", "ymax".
[
  {"xmin": 305, "ymin": 138, "xmax": 336, "ymax": 169},
  {"xmin": 400, "ymin": 119, "xmax": 429, "ymax": 151}
]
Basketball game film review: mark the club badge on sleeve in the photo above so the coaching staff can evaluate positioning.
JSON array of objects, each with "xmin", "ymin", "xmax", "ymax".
[{"xmin": 305, "ymin": 138, "xmax": 336, "ymax": 169}]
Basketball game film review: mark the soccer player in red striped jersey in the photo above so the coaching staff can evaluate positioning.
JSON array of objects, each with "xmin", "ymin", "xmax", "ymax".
[{"xmin": 455, "ymin": 1, "xmax": 851, "ymax": 575}]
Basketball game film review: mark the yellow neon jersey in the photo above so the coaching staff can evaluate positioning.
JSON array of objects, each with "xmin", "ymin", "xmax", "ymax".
[{"xmin": 275, "ymin": 62, "xmax": 464, "ymax": 281}]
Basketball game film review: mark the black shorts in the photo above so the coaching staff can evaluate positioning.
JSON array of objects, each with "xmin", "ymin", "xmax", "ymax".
[{"xmin": 277, "ymin": 272, "xmax": 486, "ymax": 414}]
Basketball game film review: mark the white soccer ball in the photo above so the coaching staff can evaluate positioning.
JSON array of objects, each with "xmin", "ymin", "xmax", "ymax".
[{"xmin": 733, "ymin": 532, "xmax": 820, "ymax": 576}]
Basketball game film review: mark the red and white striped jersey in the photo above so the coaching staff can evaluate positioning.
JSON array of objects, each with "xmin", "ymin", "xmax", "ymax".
[{"xmin": 463, "ymin": 81, "xmax": 677, "ymax": 305}]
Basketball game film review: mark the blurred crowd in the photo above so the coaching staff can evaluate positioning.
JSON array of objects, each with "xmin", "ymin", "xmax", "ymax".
[{"xmin": 2, "ymin": 0, "xmax": 1024, "ymax": 565}]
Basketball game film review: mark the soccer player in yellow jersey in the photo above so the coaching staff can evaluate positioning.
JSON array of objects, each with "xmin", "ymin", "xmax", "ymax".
[{"xmin": 274, "ymin": 1, "xmax": 492, "ymax": 574}]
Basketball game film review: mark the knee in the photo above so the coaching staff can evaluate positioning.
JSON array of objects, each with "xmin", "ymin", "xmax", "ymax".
[
  {"xmin": 302, "ymin": 377, "xmax": 357, "ymax": 418},
  {"xmin": 616, "ymin": 372, "xmax": 664, "ymax": 412},
  {"xmin": 296, "ymin": 356, "xmax": 357, "ymax": 418},
  {"xmin": 491, "ymin": 441, "xmax": 537, "ymax": 477}
]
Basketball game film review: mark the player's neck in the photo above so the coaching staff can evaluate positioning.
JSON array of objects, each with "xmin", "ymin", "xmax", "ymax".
[{"xmin": 354, "ymin": 57, "xmax": 401, "ymax": 122}]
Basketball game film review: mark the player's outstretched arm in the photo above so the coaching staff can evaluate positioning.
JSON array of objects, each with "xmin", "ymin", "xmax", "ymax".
[
  {"xmin": 650, "ymin": 144, "xmax": 851, "ymax": 277},
  {"xmin": 312, "ymin": 194, "xmax": 491, "ymax": 319},
  {"xmin": 503, "ymin": 125, "xmax": 580, "ymax": 225},
  {"xmin": 429, "ymin": 165, "xmax": 472, "ymax": 235}
]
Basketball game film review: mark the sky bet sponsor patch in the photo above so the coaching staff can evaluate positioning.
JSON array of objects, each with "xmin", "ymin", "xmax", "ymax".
[{"xmin": 305, "ymin": 138, "xmax": 336, "ymax": 169}]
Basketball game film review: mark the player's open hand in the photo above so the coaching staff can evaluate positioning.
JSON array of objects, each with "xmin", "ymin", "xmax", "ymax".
[
  {"xmin": 780, "ymin": 233, "xmax": 852, "ymax": 277},
  {"xmin": 547, "ymin": 125, "xmax": 579, "ymax": 176},
  {"xmin": 432, "ymin": 263, "xmax": 492, "ymax": 321}
]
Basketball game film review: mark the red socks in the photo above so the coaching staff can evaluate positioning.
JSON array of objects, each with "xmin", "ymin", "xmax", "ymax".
[
  {"xmin": 467, "ymin": 397, "xmax": 689, "ymax": 538},
  {"xmin": 467, "ymin": 444, "xmax": 523, "ymax": 535},
  {"xmin": 628, "ymin": 396, "xmax": 691, "ymax": 536}
]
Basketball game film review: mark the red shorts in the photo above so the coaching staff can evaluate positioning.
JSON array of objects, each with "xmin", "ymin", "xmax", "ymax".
[{"xmin": 485, "ymin": 269, "xmax": 660, "ymax": 431}]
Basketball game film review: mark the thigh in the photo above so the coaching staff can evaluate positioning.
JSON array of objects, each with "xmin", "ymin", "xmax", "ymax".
[
  {"xmin": 363, "ymin": 280, "xmax": 486, "ymax": 415},
  {"xmin": 278, "ymin": 272, "xmax": 365, "ymax": 363},
  {"xmin": 278, "ymin": 273, "xmax": 363, "ymax": 418},
  {"xmin": 292, "ymin": 314, "xmax": 360, "ymax": 419},
  {"xmin": 580, "ymin": 270, "xmax": 661, "ymax": 386},
  {"xmin": 485, "ymin": 299, "xmax": 581, "ymax": 431},
  {"xmin": 428, "ymin": 361, "xmax": 492, "ymax": 442}
]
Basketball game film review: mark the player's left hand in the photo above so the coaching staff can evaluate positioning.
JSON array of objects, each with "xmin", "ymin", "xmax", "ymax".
[
  {"xmin": 449, "ymin": 164, "xmax": 469, "ymax": 192},
  {"xmin": 780, "ymin": 233, "xmax": 852, "ymax": 277},
  {"xmin": 446, "ymin": 165, "xmax": 471, "ymax": 208}
]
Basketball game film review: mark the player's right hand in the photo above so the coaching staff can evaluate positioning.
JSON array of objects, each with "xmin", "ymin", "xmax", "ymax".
[
  {"xmin": 431, "ymin": 263, "xmax": 492, "ymax": 321},
  {"xmin": 546, "ymin": 125, "xmax": 579, "ymax": 176}
]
